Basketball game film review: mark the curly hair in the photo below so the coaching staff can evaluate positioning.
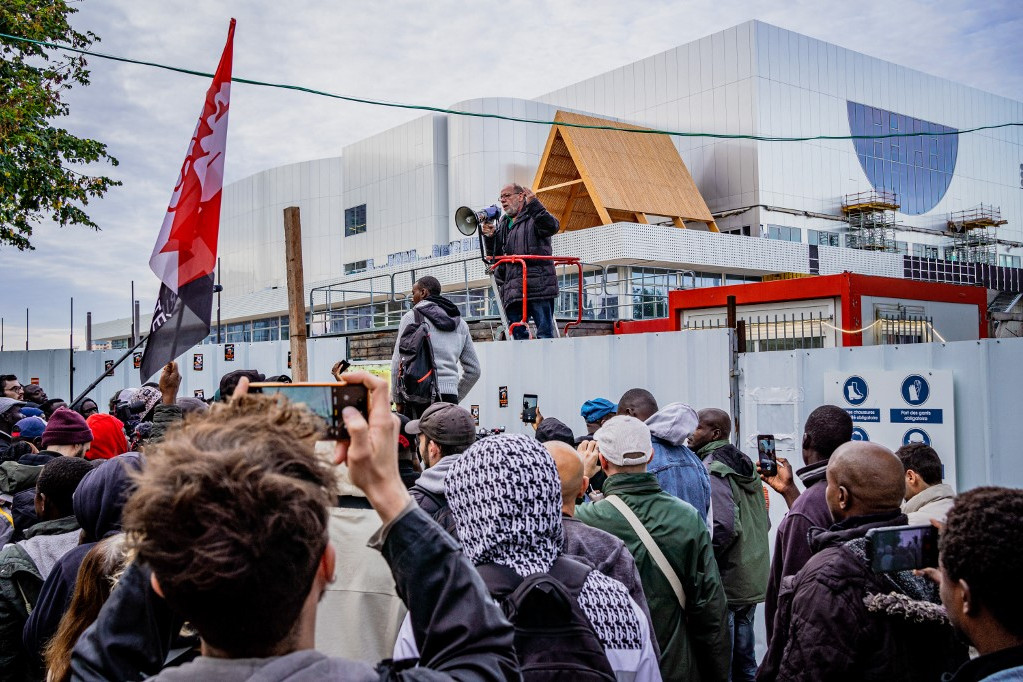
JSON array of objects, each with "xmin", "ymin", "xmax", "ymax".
[
  {"xmin": 895, "ymin": 442, "xmax": 943, "ymax": 485},
  {"xmin": 940, "ymin": 486, "xmax": 1023, "ymax": 637},
  {"xmin": 123, "ymin": 393, "xmax": 337, "ymax": 657}
]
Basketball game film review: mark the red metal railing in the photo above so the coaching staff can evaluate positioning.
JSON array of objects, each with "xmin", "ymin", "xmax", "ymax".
[{"xmin": 486, "ymin": 255, "xmax": 583, "ymax": 338}]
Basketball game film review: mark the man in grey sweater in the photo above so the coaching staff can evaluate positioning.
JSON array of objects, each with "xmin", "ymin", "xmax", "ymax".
[{"xmin": 391, "ymin": 276, "xmax": 480, "ymax": 415}]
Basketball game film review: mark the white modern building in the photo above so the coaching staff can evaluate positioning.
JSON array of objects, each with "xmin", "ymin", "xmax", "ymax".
[{"xmin": 96, "ymin": 20, "xmax": 1023, "ymax": 346}]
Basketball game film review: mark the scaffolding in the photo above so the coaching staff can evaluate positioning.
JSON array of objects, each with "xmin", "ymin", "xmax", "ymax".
[
  {"xmin": 946, "ymin": 205, "xmax": 1006, "ymax": 265},
  {"xmin": 842, "ymin": 190, "xmax": 900, "ymax": 252}
]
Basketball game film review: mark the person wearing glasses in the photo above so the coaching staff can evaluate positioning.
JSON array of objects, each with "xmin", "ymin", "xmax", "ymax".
[{"xmin": 480, "ymin": 184, "xmax": 560, "ymax": 339}]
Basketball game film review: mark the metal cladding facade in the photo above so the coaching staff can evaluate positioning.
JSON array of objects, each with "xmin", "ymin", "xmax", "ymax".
[{"xmin": 213, "ymin": 20, "xmax": 1021, "ymax": 301}]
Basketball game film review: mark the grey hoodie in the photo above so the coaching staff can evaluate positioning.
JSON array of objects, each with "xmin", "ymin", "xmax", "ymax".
[
  {"xmin": 391, "ymin": 299, "xmax": 481, "ymax": 402},
  {"xmin": 149, "ymin": 648, "xmax": 376, "ymax": 681},
  {"xmin": 644, "ymin": 403, "xmax": 711, "ymax": 522},
  {"xmin": 19, "ymin": 519, "xmax": 80, "ymax": 578}
]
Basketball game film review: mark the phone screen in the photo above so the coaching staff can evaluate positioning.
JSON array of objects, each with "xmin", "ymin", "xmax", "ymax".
[
  {"xmin": 522, "ymin": 394, "xmax": 538, "ymax": 424},
  {"xmin": 757, "ymin": 434, "xmax": 777, "ymax": 476},
  {"xmin": 867, "ymin": 524, "xmax": 939, "ymax": 573},
  {"xmin": 252, "ymin": 383, "xmax": 368, "ymax": 440}
]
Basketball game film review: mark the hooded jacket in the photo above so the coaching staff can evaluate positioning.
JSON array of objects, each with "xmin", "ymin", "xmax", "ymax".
[
  {"xmin": 71, "ymin": 505, "xmax": 518, "ymax": 682},
  {"xmin": 764, "ymin": 459, "xmax": 833, "ymax": 642},
  {"xmin": 575, "ymin": 473, "xmax": 730, "ymax": 682},
  {"xmin": 397, "ymin": 434, "xmax": 660, "ymax": 681},
  {"xmin": 758, "ymin": 511, "xmax": 968, "ymax": 681},
  {"xmin": 482, "ymin": 197, "xmax": 560, "ymax": 304},
  {"xmin": 699, "ymin": 441, "xmax": 770, "ymax": 606},
  {"xmin": 903, "ymin": 482, "xmax": 956, "ymax": 526},
  {"xmin": 0, "ymin": 515, "xmax": 80, "ymax": 681},
  {"xmin": 408, "ymin": 452, "xmax": 463, "ymax": 538},
  {"xmin": 391, "ymin": 297, "xmax": 481, "ymax": 403},
  {"xmin": 645, "ymin": 403, "xmax": 711, "ymax": 522},
  {"xmin": 22, "ymin": 454, "xmax": 143, "ymax": 670}
]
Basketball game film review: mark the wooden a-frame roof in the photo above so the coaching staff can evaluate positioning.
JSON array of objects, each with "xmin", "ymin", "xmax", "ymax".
[{"xmin": 532, "ymin": 111, "xmax": 718, "ymax": 232}]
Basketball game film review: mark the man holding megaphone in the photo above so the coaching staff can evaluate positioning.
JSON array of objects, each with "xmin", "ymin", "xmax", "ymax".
[{"xmin": 480, "ymin": 184, "xmax": 560, "ymax": 339}]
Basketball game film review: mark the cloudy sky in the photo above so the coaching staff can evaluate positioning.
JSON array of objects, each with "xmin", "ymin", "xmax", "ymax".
[{"xmin": 3, "ymin": 0, "xmax": 1021, "ymax": 349}]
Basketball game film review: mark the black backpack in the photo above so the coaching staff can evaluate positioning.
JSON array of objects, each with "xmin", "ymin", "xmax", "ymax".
[
  {"xmin": 395, "ymin": 309, "xmax": 440, "ymax": 407},
  {"xmin": 476, "ymin": 556, "xmax": 617, "ymax": 682}
]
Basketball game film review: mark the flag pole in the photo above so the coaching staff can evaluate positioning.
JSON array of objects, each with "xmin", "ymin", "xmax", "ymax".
[{"xmin": 72, "ymin": 335, "xmax": 147, "ymax": 406}]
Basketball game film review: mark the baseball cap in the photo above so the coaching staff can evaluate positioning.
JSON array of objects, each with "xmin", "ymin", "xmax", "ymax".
[
  {"xmin": 581, "ymin": 398, "xmax": 617, "ymax": 424},
  {"xmin": 595, "ymin": 415, "xmax": 653, "ymax": 466},
  {"xmin": 13, "ymin": 416, "xmax": 46, "ymax": 440},
  {"xmin": 406, "ymin": 403, "xmax": 477, "ymax": 446}
]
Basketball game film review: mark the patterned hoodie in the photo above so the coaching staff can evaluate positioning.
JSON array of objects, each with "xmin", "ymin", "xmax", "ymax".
[{"xmin": 395, "ymin": 434, "xmax": 661, "ymax": 681}]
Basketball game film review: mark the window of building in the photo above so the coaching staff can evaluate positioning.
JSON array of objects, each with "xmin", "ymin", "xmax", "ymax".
[
  {"xmin": 809, "ymin": 229, "xmax": 841, "ymax": 247},
  {"xmin": 999, "ymin": 254, "xmax": 1021, "ymax": 269},
  {"xmin": 894, "ymin": 241, "xmax": 909, "ymax": 255},
  {"xmin": 766, "ymin": 225, "xmax": 802, "ymax": 243},
  {"xmin": 344, "ymin": 204, "xmax": 367, "ymax": 237},
  {"xmin": 344, "ymin": 259, "xmax": 373, "ymax": 275},
  {"xmin": 722, "ymin": 226, "xmax": 752, "ymax": 237},
  {"xmin": 912, "ymin": 244, "xmax": 940, "ymax": 260}
]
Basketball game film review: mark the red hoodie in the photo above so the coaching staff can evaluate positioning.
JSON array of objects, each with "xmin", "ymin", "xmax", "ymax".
[{"xmin": 85, "ymin": 414, "xmax": 128, "ymax": 460}]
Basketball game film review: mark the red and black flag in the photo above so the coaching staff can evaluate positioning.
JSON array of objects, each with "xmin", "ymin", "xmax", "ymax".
[{"xmin": 140, "ymin": 20, "xmax": 235, "ymax": 381}]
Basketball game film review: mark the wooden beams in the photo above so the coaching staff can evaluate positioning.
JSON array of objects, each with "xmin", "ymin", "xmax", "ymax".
[
  {"xmin": 531, "ymin": 111, "xmax": 718, "ymax": 233},
  {"xmin": 536, "ymin": 178, "xmax": 585, "ymax": 194}
]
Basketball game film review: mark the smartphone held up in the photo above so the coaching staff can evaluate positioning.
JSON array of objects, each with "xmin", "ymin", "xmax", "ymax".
[
  {"xmin": 521, "ymin": 394, "xmax": 538, "ymax": 424},
  {"xmin": 866, "ymin": 524, "xmax": 939, "ymax": 573},
  {"xmin": 757, "ymin": 434, "xmax": 778, "ymax": 477},
  {"xmin": 251, "ymin": 382, "xmax": 368, "ymax": 440}
]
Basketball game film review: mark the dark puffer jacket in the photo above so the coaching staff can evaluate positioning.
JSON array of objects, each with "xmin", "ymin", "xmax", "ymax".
[
  {"xmin": 483, "ymin": 197, "xmax": 560, "ymax": 304},
  {"xmin": 757, "ymin": 511, "xmax": 968, "ymax": 681}
]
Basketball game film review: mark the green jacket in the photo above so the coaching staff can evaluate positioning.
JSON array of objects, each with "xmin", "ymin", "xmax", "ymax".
[
  {"xmin": 0, "ymin": 515, "xmax": 80, "ymax": 682},
  {"xmin": 699, "ymin": 440, "xmax": 771, "ymax": 605},
  {"xmin": 576, "ymin": 473, "xmax": 730, "ymax": 682}
]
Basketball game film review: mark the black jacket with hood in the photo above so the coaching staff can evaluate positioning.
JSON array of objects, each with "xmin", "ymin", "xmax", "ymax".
[
  {"xmin": 22, "ymin": 453, "xmax": 144, "ymax": 673},
  {"xmin": 482, "ymin": 197, "xmax": 560, "ymax": 305},
  {"xmin": 70, "ymin": 505, "xmax": 517, "ymax": 681},
  {"xmin": 758, "ymin": 511, "xmax": 968, "ymax": 681}
]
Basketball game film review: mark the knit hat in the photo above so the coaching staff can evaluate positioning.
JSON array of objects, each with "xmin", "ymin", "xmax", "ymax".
[
  {"xmin": 86, "ymin": 414, "xmax": 128, "ymax": 460},
  {"xmin": 595, "ymin": 415, "xmax": 653, "ymax": 466},
  {"xmin": 176, "ymin": 396, "xmax": 210, "ymax": 415},
  {"xmin": 445, "ymin": 433, "xmax": 563, "ymax": 576},
  {"xmin": 581, "ymin": 398, "xmax": 617, "ymax": 424},
  {"xmin": 21, "ymin": 407, "xmax": 44, "ymax": 419},
  {"xmin": 12, "ymin": 416, "xmax": 46, "ymax": 441},
  {"xmin": 534, "ymin": 417, "xmax": 576, "ymax": 446},
  {"xmin": 0, "ymin": 397, "xmax": 26, "ymax": 417},
  {"xmin": 42, "ymin": 406, "xmax": 94, "ymax": 447}
]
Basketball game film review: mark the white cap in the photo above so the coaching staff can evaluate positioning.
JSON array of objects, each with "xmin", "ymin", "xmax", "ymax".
[{"xmin": 595, "ymin": 415, "xmax": 653, "ymax": 466}]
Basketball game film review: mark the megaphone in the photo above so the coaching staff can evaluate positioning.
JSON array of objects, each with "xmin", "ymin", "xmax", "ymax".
[{"xmin": 454, "ymin": 205, "xmax": 501, "ymax": 236}]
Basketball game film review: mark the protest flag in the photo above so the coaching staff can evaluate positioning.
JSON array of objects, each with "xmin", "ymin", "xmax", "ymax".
[{"xmin": 140, "ymin": 19, "xmax": 236, "ymax": 380}]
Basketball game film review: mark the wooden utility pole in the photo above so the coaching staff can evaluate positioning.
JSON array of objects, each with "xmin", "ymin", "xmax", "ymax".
[{"xmin": 284, "ymin": 207, "xmax": 309, "ymax": 381}]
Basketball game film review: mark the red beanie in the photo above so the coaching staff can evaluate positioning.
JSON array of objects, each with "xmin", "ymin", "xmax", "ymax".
[
  {"xmin": 41, "ymin": 407, "xmax": 94, "ymax": 448},
  {"xmin": 85, "ymin": 414, "xmax": 128, "ymax": 460}
]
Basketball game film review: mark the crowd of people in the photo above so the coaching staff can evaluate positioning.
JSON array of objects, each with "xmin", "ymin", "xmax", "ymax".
[{"xmin": 0, "ymin": 315, "xmax": 1020, "ymax": 681}]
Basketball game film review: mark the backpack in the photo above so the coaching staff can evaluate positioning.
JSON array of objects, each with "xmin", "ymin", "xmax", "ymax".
[
  {"xmin": 475, "ymin": 556, "xmax": 617, "ymax": 682},
  {"xmin": 395, "ymin": 309, "xmax": 440, "ymax": 407}
]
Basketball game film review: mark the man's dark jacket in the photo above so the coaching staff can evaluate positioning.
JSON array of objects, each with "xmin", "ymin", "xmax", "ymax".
[
  {"xmin": 70, "ymin": 505, "xmax": 516, "ymax": 681},
  {"xmin": 758, "ymin": 511, "xmax": 967, "ymax": 681},
  {"xmin": 764, "ymin": 460, "xmax": 832, "ymax": 640},
  {"xmin": 482, "ymin": 197, "xmax": 559, "ymax": 304}
]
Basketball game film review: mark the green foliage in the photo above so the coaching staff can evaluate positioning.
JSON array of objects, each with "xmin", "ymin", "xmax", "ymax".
[{"xmin": 0, "ymin": 0, "xmax": 120, "ymax": 250}]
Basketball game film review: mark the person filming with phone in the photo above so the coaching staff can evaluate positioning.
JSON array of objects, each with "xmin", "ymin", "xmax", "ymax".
[
  {"xmin": 758, "ymin": 441, "xmax": 967, "ymax": 681},
  {"xmin": 480, "ymin": 183, "xmax": 560, "ymax": 339}
]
